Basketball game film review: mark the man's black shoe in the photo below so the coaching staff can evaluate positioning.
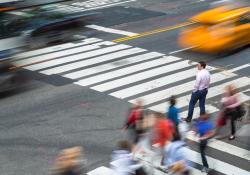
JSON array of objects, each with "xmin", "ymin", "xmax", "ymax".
[{"xmin": 182, "ymin": 117, "xmax": 191, "ymax": 123}]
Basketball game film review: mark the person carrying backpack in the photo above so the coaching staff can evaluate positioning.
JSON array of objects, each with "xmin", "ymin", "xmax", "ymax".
[
  {"xmin": 216, "ymin": 84, "xmax": 242, "ymax": 140},
  {"xmin": 167, "ymin": 95, "xmax": 180, "ymax": 136},
  {"xmin": 111, "ymin": 140, "xmax": 148, "ymax": 175},
  {"xmin": 123, "ymin": 100, "xmax": 144, "ymax": 145},
  {"xmin": 163, "ymin": 132, "xmax": 191, "ymax": 175}
]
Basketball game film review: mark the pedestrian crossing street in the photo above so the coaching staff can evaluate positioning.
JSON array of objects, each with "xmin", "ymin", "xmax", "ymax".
[{"xmin": 12, "ymin": 37, "xmax": 250, "ymax": 175}]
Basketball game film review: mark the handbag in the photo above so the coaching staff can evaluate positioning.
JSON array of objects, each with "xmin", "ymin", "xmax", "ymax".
[
  {"xmin": 236, "ymin": 105, "xmax": 246, "ymax": 120},
  {"xmin": 216, "ymin": 111, "xmax": 227, "ymax": 126}
]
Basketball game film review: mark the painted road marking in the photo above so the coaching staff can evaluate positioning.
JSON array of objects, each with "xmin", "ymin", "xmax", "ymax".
[
  {"xmin": 39, "ymin": 46, "xmax": 139, "ymax": 74},
  {"xmin": 169, "ymin": 46, "xmax": 197, "ymax": 55},
  {"xmin": 112, "ymin": 22, "xmax": 192, "ymax": 43},
  {"xmin": 128, "ymin": 64, "xmax": 249, "ymax": 106},
  {"xmin": 75, "ymin": 56, "xmax": 181, "ymax": 87},
  {"xmin": 14, "ymin": 43, "xmax": 109, "ymax": 68},
  {"xmin": 91, "ymin": 60, "xmax": 193, "ymax": 92},
  {"xmin": 14, "ymin": 38, "xmax": 102, "ymax": 59},
  {"xmin": 187, "ymin": 148, "xmax": 250, "ymax": 175},
  {"xmin": 180, "ymin": 92, "xmax": 250, "ymax": 119},
  {"xmin": 86, "ymin": 24, "xmax": 138, "ymax": 36},
  {"xmin": 126, "ymin": 71, "xmax": 235, "ymax": 105},
  {"xmin": 11, "ymin": 37, "xmax": 250, "ymax": 175},
  {"xmin": 186, "ymin": 130, "xmax": 250, "ymax": 161},
  {"xmin": 63, "ymin": 52, "xmax": 163, "ymax": 79},
  {"xmin": 150, "ymin": 77, "xmax": 250, "ymax": 112},
  {"xmin": 25, "ymin": 44, "xmax": 130, "ymax": 71}
]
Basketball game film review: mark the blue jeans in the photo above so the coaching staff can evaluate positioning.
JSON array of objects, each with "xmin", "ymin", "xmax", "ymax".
[{"xmin": 187, "ymin": 89, "xmax": 208, "ymax": 120}]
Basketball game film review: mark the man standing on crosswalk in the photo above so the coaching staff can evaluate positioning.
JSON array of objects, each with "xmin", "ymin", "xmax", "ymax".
[{"xmin": 184, "ymin": 61, "xmax": 210, "ymax": 122}]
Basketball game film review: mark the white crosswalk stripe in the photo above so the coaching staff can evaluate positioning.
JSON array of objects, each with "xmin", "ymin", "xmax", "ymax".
[
  {"xmin": 14, "ymin": 41, "xmax": 115, "ymax": 67},
  {"xmin": 12, "ymin": 37, "xmax": 250, "ymax": 175},
  {"xmin": 91, "ymin": 60, "xmax": 193, "ymax": 92},
  {"xmin": 63, "ymin": 52, "xmax": 164, "ymax": 79},
  {"xmin": 149, "ymin": 77, "xmax": 250, "ymax": 113},
  {"xmin": 128, "ymin": 71, "xmax": 235, "ymax": 105},
  {"xmin": 40, "ymin": 46, "xmax": 143, "ymax": 74},
  {"xmin": 75, "ymin": 55, "xmax": 179, "ymax": 87},
  {"xmin": 14, "ymin": 38, "xmax": 102, "ymax": 59}
]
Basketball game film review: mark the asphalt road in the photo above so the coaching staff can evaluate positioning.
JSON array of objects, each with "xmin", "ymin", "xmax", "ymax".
[{"xmin": 0, "ymin": 0, "xmax": 249, "ymax": 175}]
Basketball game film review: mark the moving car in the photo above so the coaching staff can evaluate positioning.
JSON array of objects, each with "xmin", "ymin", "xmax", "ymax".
[
  {"xmin": 0, "ymin": 2, "xmax": 99, "ymax": 48},
  {"xmin": 178, "ymin": 5, "xmax": 250, "ymax": 54},
  {"xmin": 0, "ymin": 57, "xmax": 25, "ymax": 93}
]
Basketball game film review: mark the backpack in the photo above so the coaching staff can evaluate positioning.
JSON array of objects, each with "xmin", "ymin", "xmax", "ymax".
[{"xmin": 236, "ymin": 105, "xmax": 246, "ymax": 120}]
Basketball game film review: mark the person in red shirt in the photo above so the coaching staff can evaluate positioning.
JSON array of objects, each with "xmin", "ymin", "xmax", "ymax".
[
  {"xmin": 152, "ymin": 112, "xmax": 174, "ymax": 148},
  {"xmin": 123, "ymin": 100, "xmax": 144, "ymax": 145}
]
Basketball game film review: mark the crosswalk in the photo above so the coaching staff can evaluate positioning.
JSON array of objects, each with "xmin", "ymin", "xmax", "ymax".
[
  {"xmin": 12, "ymin": 37, "xmax": 250, "ymax": 175},
  {"xmin": 39, "ymin": 0, "xmax": 136, "ymax": 14}
]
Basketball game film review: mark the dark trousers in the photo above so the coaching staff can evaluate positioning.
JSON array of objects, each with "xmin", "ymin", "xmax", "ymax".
[
  {"xmin": 225, "ymin": 109, "xmax": 237, "ymax": 135},
  {"xmin": 230, "ymin": 116, "xmax": 236, "ymax": 135},
  {"xmin": 187, "ymin": 89, "xmax": 208, "ymax": 120},
  {"xmin": 200, "ymin": 139, "xmax": 209, "ymax": 168}
]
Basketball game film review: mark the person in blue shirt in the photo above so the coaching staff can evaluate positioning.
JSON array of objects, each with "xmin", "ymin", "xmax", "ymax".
[
  {"xmin": 193, "ymin": 113, "xmax": 215, "ymax": 173},
  {"xmin": 167, "ymin": 96, "xmax": 180, "ymax": 134}
]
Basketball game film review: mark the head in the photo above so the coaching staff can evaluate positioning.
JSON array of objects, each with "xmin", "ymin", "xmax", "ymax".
[
  {"xmin": 197, "ymin": 61, "xmax": 206, "ymax": 70},
  {"xmin": 225, "ymin": 84, "xmax": 237, "ymax": 96},
  {"xmin": 154, "ymin": 112, "xmax": 165, "ymax": 120},
  {"xmin": 169, "ymin": 95, "xmax": 176, "ymax": 106},
  {"xmin": 117, "ymin": 140, "xmax": 132, "ymax": 152},
  {"xmin": 200, "ymin": 113, "xmax": 209, "ymax": 121},
  {"xmin": 132, "ymin": 99, "xmax": 143, "ymax": 109},
  {"xmin": 172, "ymin": 131, "xmax": 181, "ymax": 142},
  {"xmin": 53, "ymin": 146, "xmax": 83, "ymax": 173}
]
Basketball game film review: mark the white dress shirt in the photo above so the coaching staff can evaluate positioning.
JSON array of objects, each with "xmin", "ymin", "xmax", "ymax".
[{"xmin": 193, "ymin": 69, "xmax": 210, "ymax": 92}]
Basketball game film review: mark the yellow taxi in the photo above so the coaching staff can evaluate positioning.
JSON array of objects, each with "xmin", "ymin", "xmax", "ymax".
[{"xmin": 178, "ymin": 6, "xmax": 250, "ymax": 54}]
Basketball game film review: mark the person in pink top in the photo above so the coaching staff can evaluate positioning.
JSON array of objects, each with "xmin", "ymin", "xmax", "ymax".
[{"xmin": 217, "ymin": 84, "xmax": 241, "ymax": 140}]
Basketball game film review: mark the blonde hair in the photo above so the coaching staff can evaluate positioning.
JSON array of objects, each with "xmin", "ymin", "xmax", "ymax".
[
  {"xmin": 225, "ymin": 84, "xmax": 238, "ymax": 96},
  {"xmin": 53, "ymin": 146, "xmax": 84, "ymax": 174}
]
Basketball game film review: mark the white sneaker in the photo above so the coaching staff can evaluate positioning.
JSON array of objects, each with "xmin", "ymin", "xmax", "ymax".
[{"xmin": 201, "ymin": 167, "xmax": 210, "ymax": 173}]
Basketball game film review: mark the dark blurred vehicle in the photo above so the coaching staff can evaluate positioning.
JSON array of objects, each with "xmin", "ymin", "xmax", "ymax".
[
  {"xmin": 0, "ymin": 58, "xmax": 22, "ymax": 93},
  {"xmin": 0, "ymin": 3, "xmax": 99, "ymax": 48}
]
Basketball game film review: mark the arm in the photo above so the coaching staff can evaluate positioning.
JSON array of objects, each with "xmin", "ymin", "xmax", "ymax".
[
  {"xmin": 199, "ymin": 130, "xmax": 215, "ymax": 140},
  {"xmin": 193, "ymin": 73, "xmax": 201, "ymax": 92},
  {"xmin": 122, "ymin": 111, "xmax": 134, "ymax": 129}
]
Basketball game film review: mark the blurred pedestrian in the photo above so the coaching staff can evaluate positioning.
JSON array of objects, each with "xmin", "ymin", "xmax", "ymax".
[
  {"xmin": 51, "ymin": 146, "xmax": 87, "ymax": 175},
  {"xmin": 163, "ymin": 133, "xmax": 191, "ymax": 175},
  {"xmin": 123, "ymin": 100, "xmax": 144, "ymax": 146},
  {"xmin": 216, "ymin": 84, "xmax": 241, "ymax": 140},
  {"xmin": 151, "ymin": 112, "xmax": 174, "ymax": 148},
  {"xmin": 167, "ymin": 95, "xmax": 180, "ymax": 135},
  {"xmin": 183, "ymin": 61, "xmax": 210, "ymax": 122},
  {"xmin": 149, "ymin": 112, "xmax": 175, "ymax": 166},
  {"xmin": 111, "ymin": 140, "xmax": 148, "ymax": 175},
  {"xmin": 193, "ymin": 113, "xmax": 215, "ymax": 173}
]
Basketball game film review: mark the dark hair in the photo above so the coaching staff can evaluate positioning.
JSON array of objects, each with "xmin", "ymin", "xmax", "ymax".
[
  {"xmin": 198, "ymin": 61, "xmax": 206, "ymax": 68},
  {"xmin": 169, "ymin": 95, "xmax": 176, "ymax": 106},
  {"xmin": 200, "ymin": 113, "xmax": 209, "ymax": 120},
  {"xmin": 117, "ymin": 140, "xmax": 132, "ymax": 151},
  {"xmin": 172, "ymin": 132, "xmax": 181, "ymax": 141}
]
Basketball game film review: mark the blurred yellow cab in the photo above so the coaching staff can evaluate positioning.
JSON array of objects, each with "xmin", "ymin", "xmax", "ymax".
[{"xmin": 178, "ymin": 6, "xmax": 250, "ymax": 54}]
